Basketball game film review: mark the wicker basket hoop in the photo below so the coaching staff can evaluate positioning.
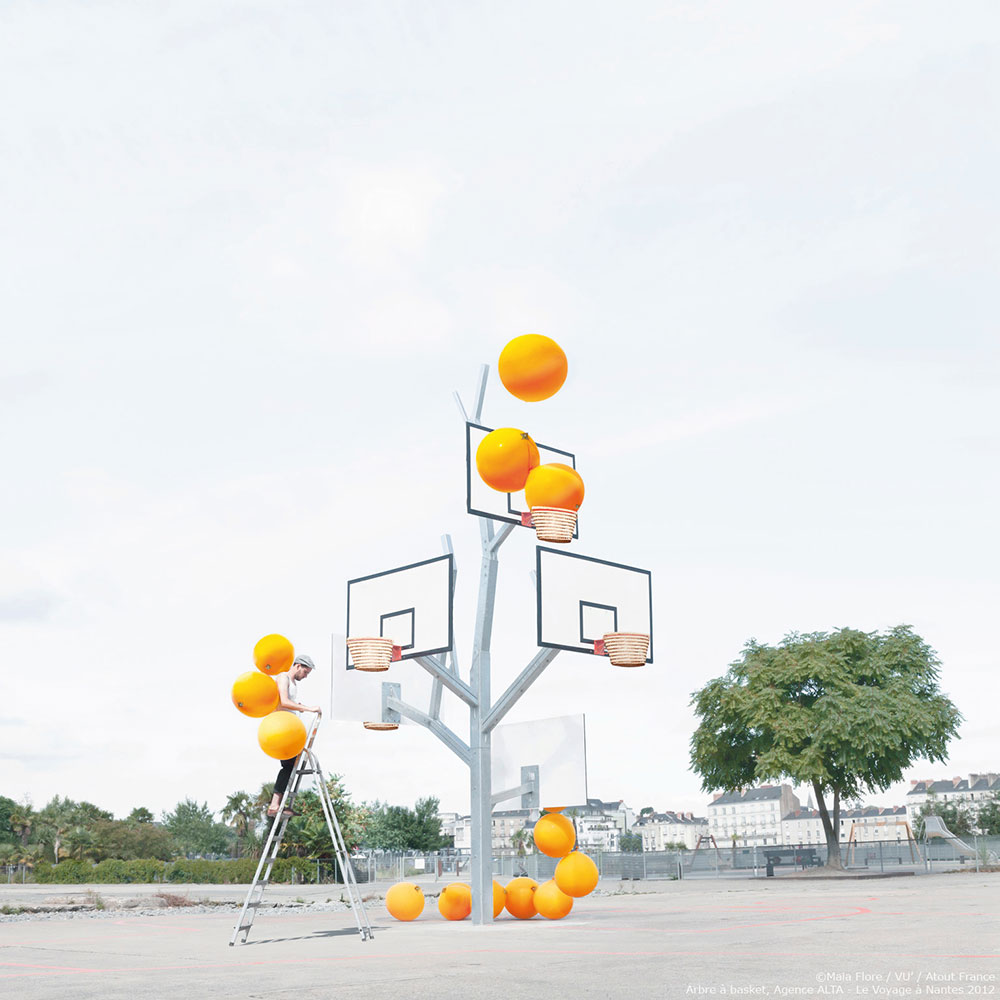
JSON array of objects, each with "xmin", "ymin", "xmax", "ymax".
[
  {"xmin": 363, "ymin": 721, "xmax": 399, "ymax": 731},
  {"xmin": 346, "ymin": 636, "xmax": 394, "ymax": 672},
  {"xmin": 602, "ymin": 632, "xmax": 649, "ymax": 667},
  {"xmin": 529, "ymin": 506, "xmax": 577, "ymax": 544}
]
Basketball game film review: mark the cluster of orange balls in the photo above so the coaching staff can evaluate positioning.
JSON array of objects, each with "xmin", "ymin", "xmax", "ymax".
[
  {"xmin": 475, "ymin": 335, "xmax": 585, "ymax": 522},
  {"xmin": 230, "ymin": 634, "xmax": 309, "ymax": 760},
  {"xmin": 384, "ymin": 808, "xmax": 599, "ymax": 922}
]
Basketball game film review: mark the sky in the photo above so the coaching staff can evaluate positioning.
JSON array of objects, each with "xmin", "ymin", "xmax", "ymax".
[{"xmin": 2, "ymin": 2, "xmax": 998, "ymax": 824}]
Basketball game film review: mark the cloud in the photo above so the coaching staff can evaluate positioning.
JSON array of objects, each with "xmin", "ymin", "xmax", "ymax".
[{"xmin": 0, "ymin": 592, "xmax": 61, "ymax": 623}]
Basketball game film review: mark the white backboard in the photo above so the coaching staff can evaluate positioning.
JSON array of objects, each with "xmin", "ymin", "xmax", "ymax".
[
  {"xmin": 536, "ymin": 546, "xmax": 653, "ymax": 662},
  {"xmin": 330, "ymin": 632, "xmax": 432, "ymax": 726},
  {"xmin": 465, "ymin": 422, "xmax": 579, "ymax": 538},
  {"xmin": 346, "ymin": 554, "xmax": 454, "ymax": 668},
  {"xmin": 492, "ymin": 713, "xmax": 588, "ymax": 810}
]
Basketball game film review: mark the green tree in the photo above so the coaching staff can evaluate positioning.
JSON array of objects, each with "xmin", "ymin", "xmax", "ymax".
[
  {"xmin": 162, "ymin": 799, "xmax": 231, "ymax": 857},
  {"xmin": 0, "ymin": 795, "xmax": 18, "ymax": 845},
  {"xmin": 221, "ymin": 792, "xmax": 255, "ymax": 858},
  {"xmin": 975, "ymin": 793, "xmax": 1000, "ymax": 836},
  {"xmin": 8, "ymin": 800, "xmax": 36, "ymax": 849},
  {"xmin": 510, "ymin": 827, "xmax": 530, "ymax": 856},
  {"xmin": 91, "ymin": 818, "xmax": 176, "ymax": 861},
  {"xmin": 360, "ymin": 796, "xmax": 446, "ymax": 851},
  {"xmin": 128, "ymin": 807, "xmax": 155, "ymax": 825},
  {"xmin": 690, "ymin": 626, "xmax": 961, "ymax": 870},
  {"xmin": 619, "ymin": 831, "xmax": 643, "ymax": 852}
]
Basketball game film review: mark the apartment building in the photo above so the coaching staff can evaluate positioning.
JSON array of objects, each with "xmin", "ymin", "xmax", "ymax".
[
  {"xmin": 634, "ymin": 811, "xmax": 708, "ymax": 851},
  {"xmin": 781, "ymin": 806, "xmax": 911, "ymax": 844},
  {"xmin": 905, "ymin": 773, "xmax": 1000, "ymax": 828},
  {"xmin": 707, "ymin": 785, "xmax": 801, "ymax": 846}
]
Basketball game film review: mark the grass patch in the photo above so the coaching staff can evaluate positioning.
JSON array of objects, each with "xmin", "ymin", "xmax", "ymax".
[{"xmin": 155, "ymin": 892, "xmax": 196, "ymax": 907}]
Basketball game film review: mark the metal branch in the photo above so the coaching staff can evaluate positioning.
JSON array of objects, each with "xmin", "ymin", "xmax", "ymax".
[
  {"xmin": 453, "ymin": 391, "xmax": 469, "ymax": 421},
  {"xmin": 386, "ymin": 696, "xmax": 471, "ymax": 765},
  {"xmin": 414, "ymin": 655, "xmax": 477, "ymax": 708},
  {"xmin": 472, "ymin": 364, "xmax": 488, "ymax": 422},
  {"xmin": 491, "ymin": 782, "xmax": 534, "ymax": 808},
  {"xmin": 487, "ymin": 521, "xmax": 517, "ymax": 553},
  {"xmin": 482, "ymin": 647, "xmax": 561, "ymax": 733}
]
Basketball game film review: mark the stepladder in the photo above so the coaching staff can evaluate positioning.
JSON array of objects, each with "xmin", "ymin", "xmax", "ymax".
[{"xmin": 230, "ymin": 715, "xmax": 373, "ymax": 945}]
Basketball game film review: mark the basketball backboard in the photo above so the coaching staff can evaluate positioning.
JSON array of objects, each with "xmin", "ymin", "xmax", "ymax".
[
  {"xmin": 465, "ymin": 422, "xmax": 579, "ymax": 538},
  {"xmin": 536, "ymin": 546, "xmax": 653, "ymax": 663},
  {"xmin": 346, "ymin": 554, "xmax": 454, "ymax": 669},
  {"xmin": 330, "ymin": 631, "xmax": 432, "ymax": 726},
  {"xmin": 491, "ymin": 713, "xmax": 588, "ymax": 811}
]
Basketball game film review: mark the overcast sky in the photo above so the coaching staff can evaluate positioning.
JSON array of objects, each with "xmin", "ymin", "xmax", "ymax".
[{"xmin": 2, "ymin": 2, "xmax": 998, "ymax": 824}]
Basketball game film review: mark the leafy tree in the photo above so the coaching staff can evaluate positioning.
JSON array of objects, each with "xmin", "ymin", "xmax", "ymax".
[
  {"xmin": 0, "ymin": 795, "xmax": 18, "ymax": 845},
  {"xmin": 975, "ymin": 793, "xmax": 1000, "ymax": 836},
  {"xmin": 221, "ymin": 792, "xmax": 255, "ymax": 858},
  {"xmin": 8, "ymin": 800, "xmax": 35, "ymax": 848},
  {"xmin": 913, "ymin": 792, "xmax": 974, "ymax": 838},
  {"xmin": 639, "ymin": 806, "xmax": 654, "ymax": 818},
  {"xmin": 361, "ymin": 796, "xmax": 446, "ymax": 851},
  {"xmin": 162, "ymin": 799, "xmax": 231, "ymax": 857},
  {"xmin": 128, "ymin": 807, "xmax": 155, "ymax": 825},
  {"xmin": 91, "ymin": 818, "xmax": 176, "ymax": 861},
  {"xmin": 510, "ymin": 828, "xmax": 530, "ymax": 856},
  {"xmin": 619, "ymin": 831, "xmax": 643, "ymax": 852},
  {"xmin": 690, "ymin": 626, "xmax": 961, "ymax": 870}
]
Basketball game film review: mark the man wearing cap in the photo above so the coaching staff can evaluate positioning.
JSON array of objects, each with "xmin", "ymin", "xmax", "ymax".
[{"xmin": 267, "ymin": 654, "xmax": 322, "ymax": 818}]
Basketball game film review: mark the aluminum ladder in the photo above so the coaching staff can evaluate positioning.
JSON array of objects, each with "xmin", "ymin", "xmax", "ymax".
[{"xmin": 230, "ymin": 715, "xmax": 373, "ymax": 944}]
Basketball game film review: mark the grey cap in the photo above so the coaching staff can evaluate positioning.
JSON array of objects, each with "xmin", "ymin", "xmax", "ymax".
[{"xmin": 293, "ymin": 654, "xmax": 316, "ymax": 671}]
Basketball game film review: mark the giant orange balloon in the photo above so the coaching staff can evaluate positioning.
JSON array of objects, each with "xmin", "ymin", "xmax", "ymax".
[
  {"xmin": 534, "ymin": 879, "xmax": 574, "ymax": 919},
  {"xmin": 498, "ymin": 335, "xmax": 568, "ymax": 402},
  {"xmin": 504, "ymin": 877, "xmax": 538, "ymax": 919},
  {"xmin": 493, "ymin": 879, "xmax": 506, "ymax": 918},
  {"xmin": 524, "ymin": 463, "xmax": 585, "ymax": 511},
  {"xmin": 254, "ymin": 633, "xmax": 294, "ymax": 675},
  {"xmin": 533, "ymin": 811, "xmax": 576, "ymax": 858},
  {"xmin": 257, "ymin": 711, "xmax": 307, "ymax": 759},
  {"xmin": 554, "ymin": 851, "xmax": 599, "ymax": 898},
  {"xmin": 386, "ymin": 882, "xmax": 424, "ymax": 921},
  {"xmin": 437, "ymin": 882, "xmax": 471, "ymax": 921},
  {"xmin": 231, "ymin": 671, "xmax": 279, "ymax": 718},
  {"xmin": 476, "ymin": 428, "xmax": 540, "ymax": 493}
]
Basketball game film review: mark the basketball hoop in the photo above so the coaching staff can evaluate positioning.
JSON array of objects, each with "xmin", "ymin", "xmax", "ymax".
[
  {"xmin": 602, "ymin": 632, "xmax": 649, "ymax": 667},
  {"xmin": 529, "ymin": 507, "xmax": 577, "ymax": 543},
  {"xmin": 363, "ymin": 721, "xmax": 399, "ymax": 731},
  {"xmin": 346, "ymin": 637, "xmax": 395, "ymax": 672}
]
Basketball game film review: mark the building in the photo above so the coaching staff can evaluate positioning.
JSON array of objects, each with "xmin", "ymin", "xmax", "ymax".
[
  {"xmin": 452, "ymin": 809, "xmax": 534, "ymax": 853},
  {"xmin": 634, "ymin": 811, "xmax": 708, "ymax": 851},
  {"xmin": 708, "ymin": 785, "xmax": 800, "ymax": 847},
  {"xmin": 905, "ymin": 773, "xmax": 1000, "ymax": 829},
  {"xmin": 781, "ymin": 806, "xmax": 911, "ymax": 845}
]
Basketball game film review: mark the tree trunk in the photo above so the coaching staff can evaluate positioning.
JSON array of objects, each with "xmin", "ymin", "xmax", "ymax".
[{"xmin": 812, "ymin": 781, "xmax": 844, "ymax": 870}]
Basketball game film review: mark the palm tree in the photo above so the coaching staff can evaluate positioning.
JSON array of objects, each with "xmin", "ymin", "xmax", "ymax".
[
  {"xmin": 221, "ymin": 792, "xmax": 254, "ymax": 858},
  {"xmin": 8, "ymin": 802, "xmax": 34, "ymax": 848}
]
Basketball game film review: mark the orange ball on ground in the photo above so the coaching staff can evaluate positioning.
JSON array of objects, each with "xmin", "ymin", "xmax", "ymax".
[
  {"xmin": 231, "ymin": 671, "xmax": 280, "ymax": 718},
  {"xmin": 492, "ymin": 879, "xmax": 506, "ymax": 918},
  {"xmin": 475, "ymin": 428, "xmax": 540, "ymax": 493},
  {"xmin": 498, "ymin": 335, "xmax": 568, "ymax": 402},
  {"xmin": 504, "ymin": 877, "xmax": 538, "ymax": 919},
  {"xmin": 386, "ymin": 882, "xmax": 424, "ymax": 921},
  {"xmin": 524, "ymin": 463, "xmax": 585, "ymax": 511},
  {"xmin": 257, "ymin": 711, "xmax": 307, "ymax": 760},
  {"xmin": 554, "ymin": 851, "xmax": 599, "ymax": 898},
  {"xmin": 534, "ymin": 879, "xmax": 574, "ymax": 920},
  {"xmin": 437, "ymin": 882, "xmax": 472, "ymax": 921}
]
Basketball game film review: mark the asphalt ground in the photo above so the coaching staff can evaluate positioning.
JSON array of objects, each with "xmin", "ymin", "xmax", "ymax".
[{"xmin": 1, "ymin": 873, "xmax": 997, "ymax": 999}]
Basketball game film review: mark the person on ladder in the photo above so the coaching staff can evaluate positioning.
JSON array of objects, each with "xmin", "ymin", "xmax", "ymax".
[{"xmin": 267, "ymin": 654, "xmax": 322, "ymax": 819}]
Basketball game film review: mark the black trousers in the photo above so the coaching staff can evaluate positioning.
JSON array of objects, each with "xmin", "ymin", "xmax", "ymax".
[{"xmin": 274, "ymin": 756, "xmax": 297, "ymax": 796}]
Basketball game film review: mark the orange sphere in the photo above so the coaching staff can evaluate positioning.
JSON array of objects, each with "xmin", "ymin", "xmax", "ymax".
[
  {"xmin": 254, "ymin": 633, "xmax": 294, "ymax": 675},
  {"xmin": 554, "ymin": 851, "xmax": 599, "ymax": 898},
  {"xmin": 504, "ymin": 877, "xmax": 538, "ymax": 919},
  {"xmin": 231, "ymin": 671, "xmax": 279, "ymax": 718},
  {"xmin": 498, "ymin": 335, "xmax": 568, "ymax": 402},
  {"xmin": 534, "ymin": 879, "xmax": 574, "ymax": 920},
  {"xmin": 437, "ymin": 882, "xmax": 471, "ymax": 921},
  {"xmin": 257, "ymin": 711, "xmax": 307, "ymax": 760},
  {"xmin": 492, "ymin": 879, "xmax": 506, "ymax": 918},
  {"xmin": 386, "ymin": 882, "xmax": 424, "ymax": 921},
  {"xmin": 533, "ymin": 811, "xmax": 576, "ymax": 858},
  {"xmin": 524, "ymin": 463, "xmax": 585, "ymax": 511},
  {"xmin": 476, "ymin": 428, "xmax": 540, "ymax": 493}
]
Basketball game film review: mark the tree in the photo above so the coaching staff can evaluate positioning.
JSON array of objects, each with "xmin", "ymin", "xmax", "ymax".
[
  {"xmin": 690, "ymin": 626, "xmax": 961, "ymax": 870},
  {"xmin": 639, "ymin": 806, "xmax": 654, "ymax": 818},
  {"xmin": 619, "ymin": 831, "xmax": 643, "ymax": 852},
  {"xmin": 975, "ymin": 793, "xmax": 1000, "ymax": 836},
  {"xmin": 221, "ymin": 792, "xmax": 255, "ymax": 858},
  {"xmin": 6, "ymin": 800, "xmax": 34, "ymax": 848},
  {"xmin": 162, "ymin": 799, "xmax": 231, "ymax": 857},
  {"xmin": 510, "ymin": 828, "xmax": 530, "ymax": 856},
  {"xmin": 128, "ymin": 807, "xmax": 155, "ymax": 825},
  {"xmin": 360, "ymin": 796, "xmax": 446, "ymax": 852}
]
